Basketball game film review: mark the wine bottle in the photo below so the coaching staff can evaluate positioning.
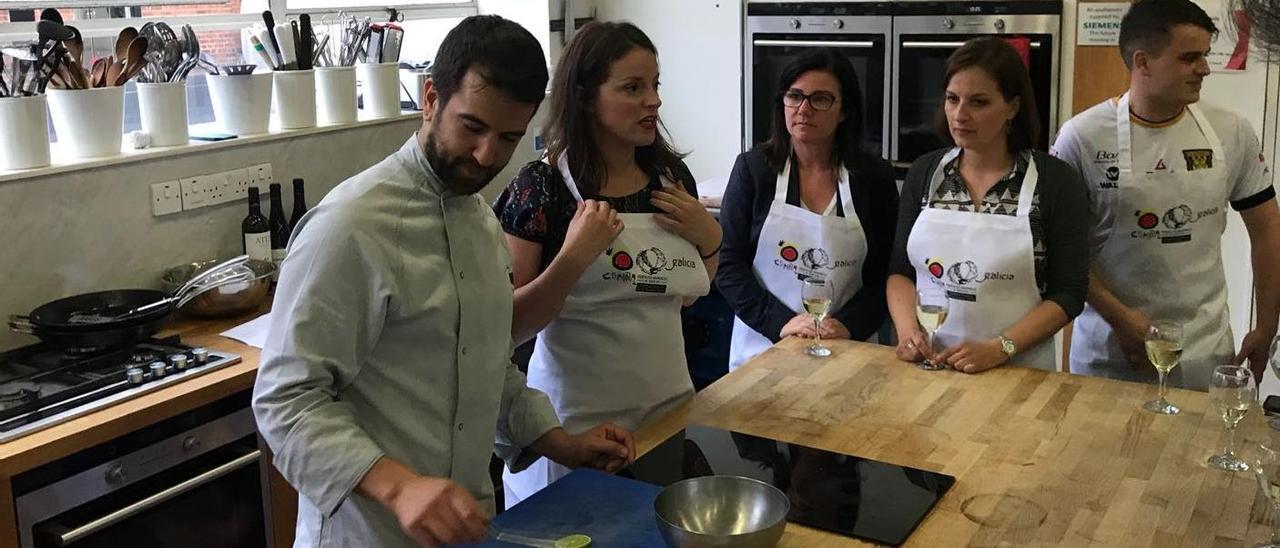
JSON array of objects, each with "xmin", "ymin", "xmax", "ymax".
[
  {"xmin": 242, "ymin": 187, "xmax": 271, "ymax": 263},
  {"xmin": 290, "ymin": 178, "xmax": 308, "ymax": 232},
  {"xmin": 268, "ymin": 183, "xmax": 290, "ymax": 271}
]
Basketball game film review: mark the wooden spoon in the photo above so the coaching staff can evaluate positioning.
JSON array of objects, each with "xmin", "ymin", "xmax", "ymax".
[
  {"xmin": 116, "ymin": 37, "xmax": 148, "ymax": 86},
  {"xmin": 114, "ymin": 27, "xmax": 138, "ymax": 62},
  {"xmin": 89, "ymin": 57, "xmax": 108, "ymax": 88},
  {"xmin": 105, "ymin": 57, "xmax": 123, "ymax": 88}
]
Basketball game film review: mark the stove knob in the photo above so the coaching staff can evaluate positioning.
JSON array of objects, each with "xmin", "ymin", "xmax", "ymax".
[
  {"xmin": 149, "ymin": 361, "xmax": 167, "ymax": 379},
  {"xmin": 994, "ymin": 18, "xmax": 1006, "ymax": 31},
  {"xmin": 126, "ymin": 367, "xmax": 146, "ymax": 385},
  {"xmin": 943, "ymin": 18, "xmax": 955, "ymax": 30},
  {"xmin": 192, "ymin": 348, "xmax": 209, "ymax": 364},
  {"xmin": 833, "ymin": 19, "xmax": 845, "ymax": 29},
  {"xmin": 170, "ymin": 354, "xmax": 189, "ymax": 371},
  {"xmin": 182, "ymin": 436, "xmax": 201, "ymax": 453},
  {"xmin": 789, "ymin": 18, "xmax": 801, "ymax": 30},
  {"xmin": 105, "ymin": 463, "xmax": 126, "ymax": 485}
]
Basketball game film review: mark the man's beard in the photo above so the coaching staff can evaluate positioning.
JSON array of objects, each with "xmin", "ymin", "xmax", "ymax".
[{"xmin": 424, "ymin": 129, "xmax": 501, "ymax": 195}]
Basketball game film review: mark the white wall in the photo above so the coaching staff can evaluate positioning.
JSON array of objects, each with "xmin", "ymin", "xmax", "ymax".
[{"xmin": 594, "ymin": 0, "xmax": 744, "ymax": 183}]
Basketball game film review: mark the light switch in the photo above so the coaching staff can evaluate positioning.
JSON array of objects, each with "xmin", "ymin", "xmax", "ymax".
[{"xmin": 151, "ymin": 181, "xmax": 182, "ymax": 216}]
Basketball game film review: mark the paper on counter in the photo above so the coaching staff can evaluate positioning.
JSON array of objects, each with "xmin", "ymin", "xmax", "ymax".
[
  {"xmin": 697, "ymin": 174, "xmax": 730, "ymax": 209},
  {"xmin": 221, "ymin": 312, "xmax": 273, "ymax": 349}
]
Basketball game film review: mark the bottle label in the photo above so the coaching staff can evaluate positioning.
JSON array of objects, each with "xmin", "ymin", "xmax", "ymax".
[{"xmin": 245, "ymin": 232, "xmax": 272, "ymax": 262}]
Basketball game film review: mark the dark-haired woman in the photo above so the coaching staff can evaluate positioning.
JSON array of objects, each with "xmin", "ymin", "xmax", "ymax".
[
  {"xmin": 885, "ymin": 37, "xmax": 1090, "ymax": 373},
  {"xmin": 718, "ymin": 48, "xmax": 898, "ymax": 371},
  {"xmin": 492, "ymin": 22, "xmax": 719, "ymax": 506}
]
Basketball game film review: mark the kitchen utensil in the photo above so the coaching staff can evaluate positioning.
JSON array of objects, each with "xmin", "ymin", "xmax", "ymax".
[
  {"xmin": 653, "ymin": 476, "xmax": 788, "ymax": 548},
  {"xmin": 273, "ymin": 22, "xmax": 297, "ymax": 69},
  {"xmin": 262, "ymin": 10, "xmax": 282, "ymax": 64},
  {"xmin": 382, "ymin": 24, "xmax": 403, "ymax": 63},
  {"xmin": 223, "ymin": 64, "xmax": 256, "ymax": 75},
  {"xmin": 114, "ymin": 27, "xmax": 138, "ymax": 64},
  {"xmin": 487, "ymin": 524, "xmax": 591, "ymax": 548},
  {"xmin": 9, "ymin": 313, "xmax": 164, "ymax": 348},
  {"xmin": 67, "ymin": 257, "xmax": 252, "ymax": 325},
  {"xmin": 89, "ymin": 57, "xmax": 108, "ymax": 88},
  {"xmin": 115, "ymin": 37, "xmax": 148, "ymax": 86},
  {"xmin": 40, "ymin": 8, "xmax": 62, "ymax": 24},
  {"xmin": 105, "ymin": 57, "xmax": 123, "ymax": 88},
  {"xmin": 161, "ymin": 259, "xmax": 274, "ymax": 317},
  {"xmin": 64, "ymin": 26, "xmax": 88, "ymax": 89},
  {"xmin": 0, "ymin": 55, "xmax": 8, "ymax": 97},
  {"xmin": 299, "ymin": 14, "xmax": 314, "ymax": 70}
]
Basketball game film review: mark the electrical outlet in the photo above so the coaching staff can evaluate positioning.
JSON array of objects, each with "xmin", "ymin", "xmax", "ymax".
[
  {"xmin": 249, "ymin": 163, "xmax": 273, "ymax": 192},
  {"xmin": 180, "ymin": 176, "xmax": 207, "ymax": 210},
  {"xmin": 202, "ymin": 173, "xmax": 229, "ymax": 204},
  {"xmin": 151, "ymin": 181, "xmax": 182, "ymax": 216},
  {"xmin": 226, "ymin": 168, "xmax": 251, "ymax": 203}
]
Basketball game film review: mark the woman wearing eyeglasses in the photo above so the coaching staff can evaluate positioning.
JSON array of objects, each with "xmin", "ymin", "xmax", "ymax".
[{"xmin": 718, "ymin": 48, "xmax": 898, "ymax": 371}]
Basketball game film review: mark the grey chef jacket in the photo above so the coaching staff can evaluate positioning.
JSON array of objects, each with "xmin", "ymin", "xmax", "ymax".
[{"xmin": 252, "ymin": 136, "xmax": 562, "ymax": 548}]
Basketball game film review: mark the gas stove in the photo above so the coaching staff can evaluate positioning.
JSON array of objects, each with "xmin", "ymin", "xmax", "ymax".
[{"xmin": 0, "ymin": 336, "xmax": 240, "ymax": 443}]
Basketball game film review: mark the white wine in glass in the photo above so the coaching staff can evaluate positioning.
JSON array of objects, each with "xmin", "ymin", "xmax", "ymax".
[
  {"xmin": 1207, "ymin": 365, "xmax": 1255, "ymax": 472},
  {"xmin": 802, "ymin": 278, "xmax": 832, "ymax": 358},
  {"xmin": 916, "ymin": 285, "xmax": 949, "ymax": 371},
  {"xmin": 1253, "ymin": 441, "xmax": 1280, "ymax": 548},
  {"xmin": 1268, "ymin": 335, "xmax": 1280, "ymax": 431},
  {"xmin": 1143, "ymin": 322, "xmax": 1183, "ymax": 415}
]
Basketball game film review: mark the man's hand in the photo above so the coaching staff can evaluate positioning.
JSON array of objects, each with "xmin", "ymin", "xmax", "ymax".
[
  {"xmin": 780, "ymin": 313, "xmax": 817, "ymax": 339},
  {"xmin": 358, "ymin": 458, "xmax": 487, "ymax": 547},
  {"xmin": 1236, "ymin": 326, "xmax": 1277, "ymax": 381},
  {"xmin": 820, "ymin": 317, "xmax": 851, "ymax": 340},
  {"xmin": 532, "ymin": 425, "xmax": 635, "ymax": 473},
  {"xmin": 1116, "ymin": 308, "xmax": 1152, "ymax": 370}
]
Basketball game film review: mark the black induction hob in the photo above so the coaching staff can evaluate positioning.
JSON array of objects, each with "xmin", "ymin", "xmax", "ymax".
[{"xmin": 623, "ymin": 424, "xmax": 955, "ymax": 546}]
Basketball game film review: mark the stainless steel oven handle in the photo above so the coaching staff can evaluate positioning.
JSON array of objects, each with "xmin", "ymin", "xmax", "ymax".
[
  {"xmin": 54, "ymin": 450, "xmax": 262, "ymax": 546},
  {"xmin": 754, "ymin": 39, "xmax": 876, "ymax": 49},
  {"xmin": 901, "ymin": 40, "xmax": 1042, "ymax": 49}
]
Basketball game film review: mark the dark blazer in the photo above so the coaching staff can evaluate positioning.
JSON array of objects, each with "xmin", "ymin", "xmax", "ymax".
[{"xmin": 716, "ymin": 148, "xmax": 899, "ymax": 342}]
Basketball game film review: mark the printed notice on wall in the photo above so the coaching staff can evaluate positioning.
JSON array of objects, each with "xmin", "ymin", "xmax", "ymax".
[
  {"xmin": 1208, "ymin": 9, "xmax": 1251, "ymax": 71},
  {"xmin": 1077, "ymin": 2, "xmax": 1129, "ymax": 46}
]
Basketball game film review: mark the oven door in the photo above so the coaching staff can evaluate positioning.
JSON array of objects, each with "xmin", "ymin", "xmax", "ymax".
[
  {"xmin": 27, "ymin": 439, "xmax": 266, "ymax": 548},
  {"xmin": 891, "ymin": 14, "xmax": 1060, "ymax": 167},
  {"xmin": 746, "ymin": 15, "xmax": 892, "ymax": 158}
]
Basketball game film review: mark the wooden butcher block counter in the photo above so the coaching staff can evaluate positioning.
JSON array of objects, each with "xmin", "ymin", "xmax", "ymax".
[{"xmin": 632, "ymin": 337, "xmax": 1277, "ymax": 547}]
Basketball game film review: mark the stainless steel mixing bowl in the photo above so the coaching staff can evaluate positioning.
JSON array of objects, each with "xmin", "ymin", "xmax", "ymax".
[
  {"xmin": 654, "ymin": 475, "xmax": 789, "ymax": 548},
  {"xmin": 161, "ymin": 258, "xmax": 275, "ymax": 317}
]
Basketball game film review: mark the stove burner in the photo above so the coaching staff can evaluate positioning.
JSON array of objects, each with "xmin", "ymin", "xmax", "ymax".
[{"xmin": 0, "ymin": 382, "xmax": 41, "ymax": 411}]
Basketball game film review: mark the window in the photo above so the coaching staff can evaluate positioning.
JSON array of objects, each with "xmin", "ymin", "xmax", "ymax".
[{"xmin": 0, "ymin": 0, "xmax": 477, "ymax": 141}]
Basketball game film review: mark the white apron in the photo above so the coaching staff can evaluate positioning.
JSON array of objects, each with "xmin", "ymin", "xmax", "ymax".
[
  {"xmin": 906, "ymin": 148, "xmax": 1056, "ymax": 371},
  {"xmin": 1070, "ymin": 95, "xmax": 1234, "ymax": 390},
  {"xmin": 727, "ymin": 158, "xmax": 869, "ymax": 371},
  {"xmin": 503, "ymin": 155, "xmax": 709, "ymax": 508}
]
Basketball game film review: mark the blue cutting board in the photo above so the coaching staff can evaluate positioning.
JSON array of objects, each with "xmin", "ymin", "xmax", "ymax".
[{"xmin": 483, "ymin": 469, "xmax": 665, "ymax": 547}]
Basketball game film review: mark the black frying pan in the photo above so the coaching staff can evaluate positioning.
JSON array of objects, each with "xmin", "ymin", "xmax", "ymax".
[
  {"xmin": 8, "ymin": 317, "xmax": 161, "ymax": 348},
  {"xmin": 20, "ymin": 289, "xmax": 174, "ymax": 332}
]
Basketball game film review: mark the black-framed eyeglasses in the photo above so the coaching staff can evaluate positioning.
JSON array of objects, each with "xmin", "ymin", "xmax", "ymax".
[{"xmin": 781, "ymin": 90, "xmax": 839, "ymax": 111}]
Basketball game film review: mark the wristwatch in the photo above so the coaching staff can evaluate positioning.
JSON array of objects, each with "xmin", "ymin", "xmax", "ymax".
[{"xmin": 997, "ymin": 335, "xmax": 1018, "ymax": 358}]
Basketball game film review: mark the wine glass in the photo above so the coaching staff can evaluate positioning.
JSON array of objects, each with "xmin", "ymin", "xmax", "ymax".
[
  {"xmin": 1207, "ymin": 365, "xmax": 1256, "ymax": 471},
  {"xmin": 1143, "ymin": 321, "xmax": 1184, "ymax": 415},
  {"xmin": 801, "ymin": 278, "xmax": 832, "ymax": 357},
  {"xmin": 915, "ymin": 284, "xmax": 950, "ymax": 371},
  {"xmin": 1268, "ymin": 335, "xmax": 1280, "ymax": 431},
  {"xmin": 1249, "ymin": 440, "xmax": 1280, "ymax": 547}
]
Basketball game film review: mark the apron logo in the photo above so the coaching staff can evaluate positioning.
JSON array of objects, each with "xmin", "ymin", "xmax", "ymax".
[
  {"xmin": 637, "ymin": 247, "xmax": 668, "ymax": 275},
  {"xmin": 1104, "ymin": 166, "xmax": 1120, "ymax": 182},
  {"xmin": 610, "ymin": 249, "xmax": 634, "ymax": 271},
  {"xmin": 777, "ymin": 241, "xmax": 800, "ymax": 262},
  {"xmin": 1131, "ymin": 204, "xmax": 1216, "ymax": 243},
  {"xmin": 1182, "ymin": 148, "xmax": 1213, "ymax": 171},
  {"xmin": 947, "ymin": 261, "xmax": 980, "ymax": 286},
  {"xmin": 924, "ymin": 258, "xmax": 1014, "ymax": 302},
  {"xmin": 926, "ymin": 258, "xmax": 945, "ymax": 279},
  {"xmin": 1095, "ymin": 150, "xmax": 1118, "ymax": 163},
  {"xmin": 801, "ymin": 248, "xmax": 830, "ymax": 270}
]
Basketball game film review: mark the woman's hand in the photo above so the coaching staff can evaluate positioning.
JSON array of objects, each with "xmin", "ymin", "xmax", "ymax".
[
  {"xmin": 820, "ymin": 318, "xmax": 851, "ymax": 340},
  {"xmin": 780, "ymin": 314, "xmax": 818, "ymax": 339},
  {"xmin": 937, "ymin": 339, "xmax": 1008, "ymax": 374},
  {"xmin": 895, "ymin": 329, "xmax": 930, "ymax": 363},
  {"xmin": 652, "ymin": 185, "xmax": 721, "ymax": 256},
  {"xmin": 562, "ymin": 200, "xmax": 623, "ymax": 266}
]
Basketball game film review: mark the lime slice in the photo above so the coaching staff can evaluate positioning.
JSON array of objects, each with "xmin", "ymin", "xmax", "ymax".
[{"xmin": 554, "ymin": 534, "xmax": 592, "ymax": 548}]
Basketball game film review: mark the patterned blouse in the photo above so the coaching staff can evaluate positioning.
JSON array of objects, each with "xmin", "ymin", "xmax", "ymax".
[{"xmin": 493, "ymin": 160, "xmax": 698, "ymax": 269}]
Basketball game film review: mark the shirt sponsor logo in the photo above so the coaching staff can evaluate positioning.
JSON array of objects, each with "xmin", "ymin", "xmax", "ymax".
[
  {"xmin": 1152, "ymin": 159, "xmax": 1168, "ymax": 172},
  {"xmin": 1182, "ymin": 148, "xmax": 1214, "ymax": 171},
  {"xmin": 1094, "ymin": 150, "xmax": 1118, "ymax": 164},
  {"xmin": 924, "ymin": 257, "xmax": 1015, "ymax": 302}
]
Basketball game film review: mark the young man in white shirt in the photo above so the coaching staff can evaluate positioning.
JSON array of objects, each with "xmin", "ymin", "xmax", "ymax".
[{"xmin": 1052, "ymin": 0, "xmax": 1280, "ymax": 390}]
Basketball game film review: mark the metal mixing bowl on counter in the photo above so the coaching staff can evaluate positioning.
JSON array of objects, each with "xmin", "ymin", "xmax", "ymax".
[
  {"xmin": 161, "ymin": 258, "xmax": 275, "ymax": 317},
  {"xmin": 654, "ymin": 475, "xmax": 789, "ymax": 548}
]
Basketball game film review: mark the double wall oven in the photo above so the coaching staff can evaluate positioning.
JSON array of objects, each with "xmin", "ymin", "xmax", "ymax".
[{"xmin": 746, "ymin": 1, "xmax": 1062, "ymax": 170}]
